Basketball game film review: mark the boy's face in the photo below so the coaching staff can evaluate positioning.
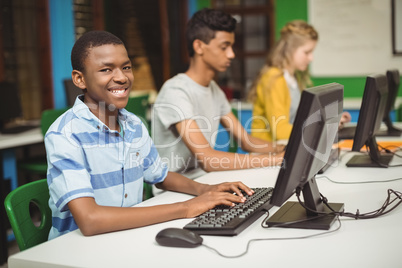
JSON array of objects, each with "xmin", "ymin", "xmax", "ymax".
[
  {"xmin": 199, "ymin": 31, "xmax": 235, "ymax": 73},
  {"xmin": 78, "ymin": 44, "xmax": 133, "ymax": 111}
]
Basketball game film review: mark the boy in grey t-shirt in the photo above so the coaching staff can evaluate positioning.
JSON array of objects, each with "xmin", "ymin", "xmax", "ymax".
[{"xmin": 153, "ymin": 8, "xmax": 284, "ymax": 179}]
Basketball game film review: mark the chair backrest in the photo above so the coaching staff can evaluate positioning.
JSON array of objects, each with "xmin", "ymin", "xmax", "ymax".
[
  {"xmin": 41, "ymin": 108, "xmax": 69, "ymax": 136},
  {"xmin": 228, "ymin": 108, "xmax": 238, "ymax": 153},
  {"xmin": 125, "ymin": 94, "xmax": 149, "ymax": 121},
  {"xmin": 4, "ymin": 179, "xmax": 51, "ymax": 251},
  {"xmin": 125, "ymin": 94, "xmax": 150, "ymax": 131}
]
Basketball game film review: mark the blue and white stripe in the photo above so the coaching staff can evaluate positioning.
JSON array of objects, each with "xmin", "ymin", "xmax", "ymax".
[{"xmin": 46, "ymin": 96, "xmax": 167, "ymax": 239}]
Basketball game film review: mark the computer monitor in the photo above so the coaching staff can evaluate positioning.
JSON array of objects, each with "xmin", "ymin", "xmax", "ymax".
[
  {"xmin": 64, "ymin": 79, "xmax": 83, "ymax": 107},
  {"xmin": 266, "ymin": 83, "xmax": 345, "ymax": 230},
  {"xmin": 0, "ymin": 81, "xmax": 23, "ymax": 131},
  {"xmin": 346, "ymin": 74, "xmax": 394, "ymax": 168},
  {"xmin": 377, "ymin": 69, "xmax": 401, "ymax": 136}
]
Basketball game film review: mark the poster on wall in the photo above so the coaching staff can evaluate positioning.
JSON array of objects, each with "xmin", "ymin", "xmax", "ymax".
[
  {"xmin": 309, "ymin": 0, "xmax": 402, "ymax": 76},
  {"xmin": 392, "ymin": 0, "xmax": 402, "ymax": 55}
]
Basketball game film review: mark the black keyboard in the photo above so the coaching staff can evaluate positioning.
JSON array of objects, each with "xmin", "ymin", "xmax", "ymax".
[
  {"xmin": 183, "ymin": 187, "xmax": 273, "ymax": 236},
  {"xmin": 1, "ymin": 125, "xmax": 38, "ymax": 134}
]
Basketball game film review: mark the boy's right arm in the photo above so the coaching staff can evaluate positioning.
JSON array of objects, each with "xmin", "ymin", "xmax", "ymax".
[{"xmin": 68, "ymin": 172, "xmax": 250, "ymax": 236}]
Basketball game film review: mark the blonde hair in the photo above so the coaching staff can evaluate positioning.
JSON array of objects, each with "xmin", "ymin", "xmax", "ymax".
[{"xmin": 248, "ymin": 20, "xmax": 318, "ymax": 102}]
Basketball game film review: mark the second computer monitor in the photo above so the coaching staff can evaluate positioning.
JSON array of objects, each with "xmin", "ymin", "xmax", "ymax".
[
  {"xmin": 377, "ymin": 69, "xmax": 401, "ymax": 136},
  {"xmin": 346, "ymin": 74, "xmax": 393, "ymax": 168},
  {"xmin": 0, "ymin": 81, "xmax": 23, "ymax": 131}
]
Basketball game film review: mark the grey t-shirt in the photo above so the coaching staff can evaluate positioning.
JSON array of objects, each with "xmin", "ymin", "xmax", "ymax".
[{"xmin": 152, "ymin": 73, "xmax": 231, "ymax": 176}]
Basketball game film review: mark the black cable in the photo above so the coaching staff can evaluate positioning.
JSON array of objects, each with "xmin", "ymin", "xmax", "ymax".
[
  {"xmin": 378, "ymin": 144, "xmax": 402, "ymax": 157},
  {"xmin": 294, "ymin": 187, "xmax": 402, "ymax": 220},
  {"xmin": 316, "ymin": 175, "xmax": 402, "ymax": 184},
  {"xmin": 201, "ymin": 214, "xmax": 342, "ymax": 258},
  {"xmin": 364, "ymin": 145, "xmax": 389, "ymax": 168},
  {"xmin": 362, "ymin": 144, "xmax": 402, "ymax": 167}
]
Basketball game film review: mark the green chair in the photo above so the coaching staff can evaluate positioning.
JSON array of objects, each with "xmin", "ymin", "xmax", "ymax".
[
  {"xmin": 18, "ymin": 108, "xmax": 69, "ymax": 176},
  {"xmin": 4, "ymin": 179, "xmax": 51, "ymax": 251},
  {"xmin": 126, "ymin": 94, "xmax": 153, "ymax": 200},
  {"xmin": 125, "ymin": 94, "xmax": 150, "ymax": 132},
  {"xmin": 143, "ymin": 183, "xmax": 153, "ymax": 200},
  {"xmin": 228, "ymin": 108, "xmax": 239, "ymax": 153}
]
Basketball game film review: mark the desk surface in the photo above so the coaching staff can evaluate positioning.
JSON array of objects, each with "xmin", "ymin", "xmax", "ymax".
[
  {"xmin": 0, "ymin": 128, "xmax": 43, "ymax": 150},
  {"xmin": 8, "ymin": 147, "xmax": 402, "ymax": 268}
]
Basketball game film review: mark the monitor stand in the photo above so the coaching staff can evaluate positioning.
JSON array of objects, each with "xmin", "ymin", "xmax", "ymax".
[
  {"xmin": 266, "ymin": 178, "xmax": 344, "ymax": 230},
  {"xmin": 376, "ymin": 127, "xmax": 402, "ymax": 137},
  {"xmin": 346, "ymin": 155, "xmax": 393, "ymax": 167},
  {"xmin": 346, "ymin": 137, "xmax": 393, "ymax": 168},
  {"xmin": 376, "ymin": 118, "xmax": 402, "ymax": 137},
  {"xmin": 266, "ymin": 201, "xmax": 344, "ymax": 230}
]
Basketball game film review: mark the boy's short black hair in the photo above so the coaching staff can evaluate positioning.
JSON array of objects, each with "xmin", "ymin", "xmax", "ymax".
[
  {"xmin": 71, "ymin": 31, "xmax": 124, "ymax": 72},
  {"xmin": 186, "ymin": 8, "xmax": 237, "ymax": 57}
]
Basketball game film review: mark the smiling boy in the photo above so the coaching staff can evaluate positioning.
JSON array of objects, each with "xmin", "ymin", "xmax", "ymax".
[
  {"xmin": 152, "ymin": 9, "xmax": 283, "ymax": 180},
  {"xmin": 45, "ymin": 31, "xmax": 253, "ymax": 239}
]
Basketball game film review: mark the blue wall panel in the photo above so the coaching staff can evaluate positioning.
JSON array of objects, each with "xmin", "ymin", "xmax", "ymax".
[{"xmin": 49, "ymin": 0, "xmax": 75, "ymax": 109}]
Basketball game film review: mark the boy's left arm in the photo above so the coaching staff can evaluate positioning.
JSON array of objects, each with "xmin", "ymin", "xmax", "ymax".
[{"xmin": 220, "ymin": 112, "xmax": 285, "ymax": 154}]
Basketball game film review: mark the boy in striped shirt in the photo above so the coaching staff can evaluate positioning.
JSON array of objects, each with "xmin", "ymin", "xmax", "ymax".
[{"xmin": 45, "ymin": 30, "xmax": 253, "ymax": 239}]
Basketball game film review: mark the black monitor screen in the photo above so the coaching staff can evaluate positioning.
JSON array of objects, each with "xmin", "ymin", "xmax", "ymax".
[
  {"xmin": 346, "ymin": 74, "xmax": 393, "ymax": 168},
  {"xmin": 267, "ymin": 83, "xmax": 344, "ymax": 230},
  {"xmin": 377, "ymin": 69, "xmax": 401, "ymax": 136},
  {"xmin": 64, "ymin": 79, "xmax": 83, "ymax": 107},
  {"xmin": 0, "ymin": 82, "xmax": 23, "ymax": 129},
  {"xmin": 384, "ymin": 70, "xmax": 399, "ymax": 119}
]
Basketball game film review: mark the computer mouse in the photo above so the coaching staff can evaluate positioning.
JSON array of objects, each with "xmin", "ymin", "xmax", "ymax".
[{"xmin": 155, "ymin": 227, "xmax": 203, "ymax": 248}]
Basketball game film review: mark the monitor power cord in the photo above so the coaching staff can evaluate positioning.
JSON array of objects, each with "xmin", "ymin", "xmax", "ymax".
[{"xmin": 294, "ymin": 187, "xmax": 402, "ymax": 220}]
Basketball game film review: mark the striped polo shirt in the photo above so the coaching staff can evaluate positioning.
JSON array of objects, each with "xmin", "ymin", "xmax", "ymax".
[{"xmin": 45, "ymin": 96, "xmax": 168, "ymax": 240}]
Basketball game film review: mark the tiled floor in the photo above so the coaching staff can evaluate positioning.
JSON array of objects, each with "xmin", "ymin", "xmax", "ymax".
[{"xmin": 1, "ymin": 240, "xmax": 19, "ymax": 268}]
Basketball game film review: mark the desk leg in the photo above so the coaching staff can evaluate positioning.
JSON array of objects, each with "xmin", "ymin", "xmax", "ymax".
[
  {"xmin": 2, "ymin": 150, "xmax": 18, "ymax": 191},
  {"xmin": 0, "ymin": 153, "xmax": 8, "ymax": 264},
  {"xmin": 2, "ymin": 150, "xmax": 17, "ymax": 241}
]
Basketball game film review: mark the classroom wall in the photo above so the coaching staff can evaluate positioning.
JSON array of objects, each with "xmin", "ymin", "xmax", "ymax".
[{"xmin": 50, "ymin": 0, "xmax": 402, "ymax": 103}]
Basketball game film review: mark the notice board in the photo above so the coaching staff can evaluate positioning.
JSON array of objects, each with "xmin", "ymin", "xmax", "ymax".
[{"xmin": 308, "ymin": 0, "xmax": 402, "ymax": 77}]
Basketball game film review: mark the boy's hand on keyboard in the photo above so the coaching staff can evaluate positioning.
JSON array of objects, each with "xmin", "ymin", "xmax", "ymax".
[
  {"xmin": 183, "ymin": 182, "xmax": 254, "ymax": 218},
  {"xmin": 205, "ymin": 181, "xmax": 254, "ymax": 198}
]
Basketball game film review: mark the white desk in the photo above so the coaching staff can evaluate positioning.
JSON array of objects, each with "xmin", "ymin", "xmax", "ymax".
[
  {"xmin": 7, "ymin": 149, "xmax": 402, "ymax": 268},
  {"xmin": 0, "ymin": 128, "xmax": 43, "ymax": 150},
  {"xmin": 0, "ymin": 128, "xmax": 43, "ymax": 190}
]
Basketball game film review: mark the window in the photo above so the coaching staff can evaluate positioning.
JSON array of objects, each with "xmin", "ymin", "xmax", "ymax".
[
  {"xmin": 213, "ymin": 0, "xmax": 275, "ymax": 100},
  {"xmin": 0, "ymin": 0, "xmax": 52, "ymax": 119}
]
